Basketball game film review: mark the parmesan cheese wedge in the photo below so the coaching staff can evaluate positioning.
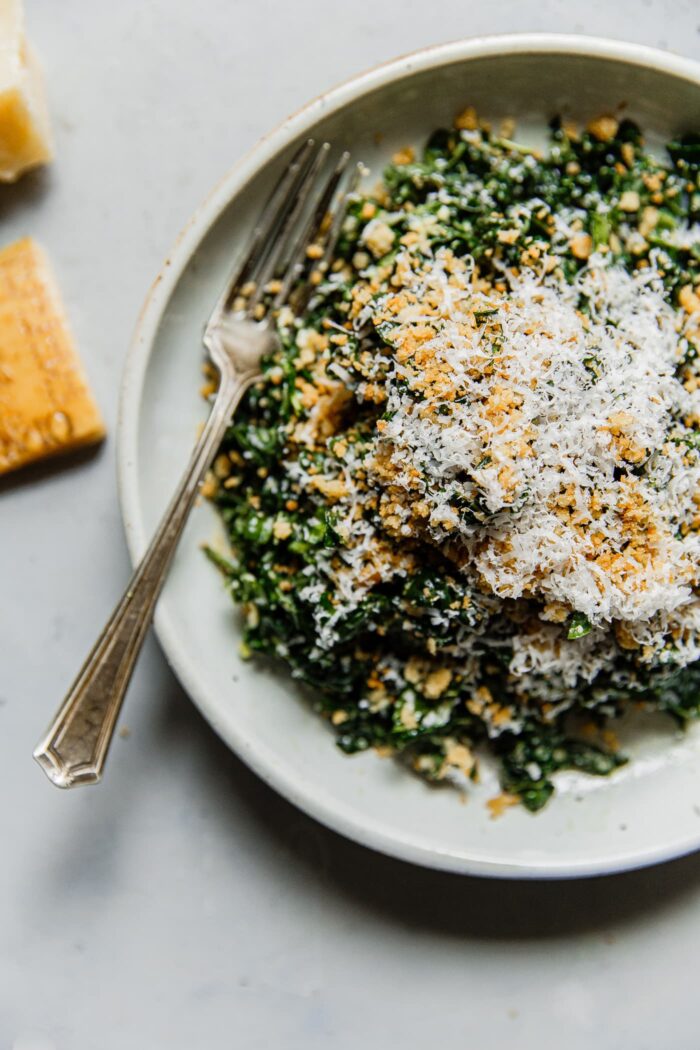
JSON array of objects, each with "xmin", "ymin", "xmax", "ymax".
[
  {"xmin": 0, "ymin": 237, "xmax": 105, "ymax": 475},
  {"xmin": 0, "ymin": 0, "xmax": 52, "ymax": 182}
]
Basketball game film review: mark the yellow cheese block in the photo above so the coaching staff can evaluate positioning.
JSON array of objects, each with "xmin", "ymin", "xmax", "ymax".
[
  {"xmin": 0, "ymin": 237, "xmax": 105, "ymax": 475},
  {"xmin": 0, "ymin": 0, "xmax": 52, "ymax": 182}
]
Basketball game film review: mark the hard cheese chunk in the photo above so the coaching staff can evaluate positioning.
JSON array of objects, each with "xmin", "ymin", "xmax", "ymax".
[
  {"xmin": 0, "ymin": 238, "xmax": 105, "ymax": 475},
  {"xmin": 0, "ymin": 0, "xmax": 52, "ymax": 182}
]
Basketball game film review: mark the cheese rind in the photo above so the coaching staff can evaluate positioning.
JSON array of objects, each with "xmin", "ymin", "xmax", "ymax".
[
  {"xmin": 0, "ymin": 237, "xmax": 105, "ymax": 475},
  {"xmin": 0, "ymin": 0, "xmax": 53, "ymax": 182}
]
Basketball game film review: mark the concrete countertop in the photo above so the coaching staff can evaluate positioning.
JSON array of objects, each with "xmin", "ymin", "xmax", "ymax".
[{"xmin": 3, "ymin": 2, "xmax": 700, "ymax": 1046}]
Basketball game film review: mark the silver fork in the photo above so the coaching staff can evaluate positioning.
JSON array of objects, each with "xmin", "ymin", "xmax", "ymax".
[{"xmin": 34, "ymin": 139, "xmax": 357, "ymax": 789}]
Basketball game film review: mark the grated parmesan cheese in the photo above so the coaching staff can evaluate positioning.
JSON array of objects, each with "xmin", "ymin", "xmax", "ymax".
[{"xmin": 360, "ymin": 247, "xmax": 700, "ymax": 649}]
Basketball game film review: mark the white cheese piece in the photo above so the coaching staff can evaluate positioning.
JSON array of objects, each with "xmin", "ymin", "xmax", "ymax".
[{"xmin": 0, "ymin": 0, "xmax": 53, "ymax": 182}]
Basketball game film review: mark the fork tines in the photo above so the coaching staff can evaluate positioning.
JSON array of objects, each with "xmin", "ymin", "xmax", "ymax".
[{"xmin": 222, "ymin": 139, "xmax": 361, "ymax": 322}]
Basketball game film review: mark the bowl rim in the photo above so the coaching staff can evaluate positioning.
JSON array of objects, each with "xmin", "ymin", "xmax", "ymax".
[{"xmin": 117, "ymin": 33, "xmax": 700, "ymax": 878}]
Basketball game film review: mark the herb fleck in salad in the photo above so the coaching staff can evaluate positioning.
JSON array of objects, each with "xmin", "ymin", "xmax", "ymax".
[{"xmin": 205, "ymin": 109, "xmax": 700, "ymax": 811}]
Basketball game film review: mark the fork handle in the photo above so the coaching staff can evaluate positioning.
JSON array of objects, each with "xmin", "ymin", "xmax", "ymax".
[{"xmin": 33, "ymin": 370, "xmax": 255, "ymax": 788}]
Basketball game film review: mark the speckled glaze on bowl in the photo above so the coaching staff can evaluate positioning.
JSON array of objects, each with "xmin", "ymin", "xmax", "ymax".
[{"xmin": 118, "ymin": 35, "xmax": 700, "ymax": 878}]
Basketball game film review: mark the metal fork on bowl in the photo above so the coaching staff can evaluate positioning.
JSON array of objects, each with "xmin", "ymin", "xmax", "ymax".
[{"xmin": 34, "ymin": 139, "xmax": 358, "ymax": 789}]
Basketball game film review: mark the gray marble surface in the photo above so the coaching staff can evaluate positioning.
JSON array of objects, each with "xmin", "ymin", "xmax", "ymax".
[{"xmin": 3, "ymin": 2, "xmax": 700, "ymax": 1047}]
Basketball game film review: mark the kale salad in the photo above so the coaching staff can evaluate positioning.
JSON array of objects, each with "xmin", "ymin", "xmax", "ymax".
[{"xmin": 204, "ymin": 109, "xmax": 700, "ymax": 811}]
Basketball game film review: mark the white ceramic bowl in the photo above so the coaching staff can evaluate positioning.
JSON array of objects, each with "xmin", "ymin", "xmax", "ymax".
[{"xmin": 118, "ymin": 34, "xmax": 700, "ymax": 878}]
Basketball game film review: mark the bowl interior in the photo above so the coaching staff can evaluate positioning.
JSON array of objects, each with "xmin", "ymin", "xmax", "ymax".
[{"xmin": 123, "ymin": 40, "xmax": 700, "ymax": 876}]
